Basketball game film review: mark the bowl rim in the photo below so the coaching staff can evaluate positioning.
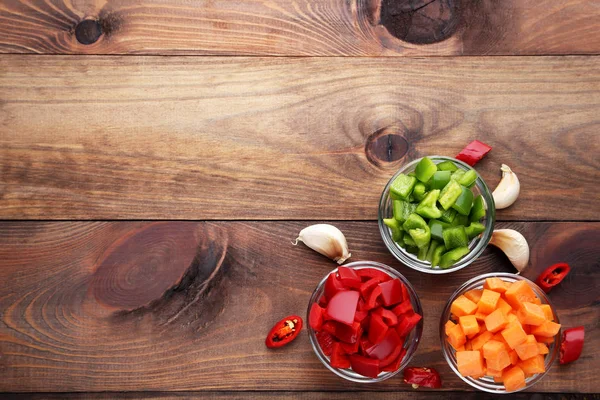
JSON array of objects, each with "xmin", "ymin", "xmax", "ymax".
[
  {"xmin": 378, "ymin": 155, "xmax": 496, "ymax": 274},
  {"xmin": 438, "ymin": 272, "xmax": 561, "ymax": 394},
  {"xmin": 306, "ymin": 260, "xmax": 424, "ymax": 383}
]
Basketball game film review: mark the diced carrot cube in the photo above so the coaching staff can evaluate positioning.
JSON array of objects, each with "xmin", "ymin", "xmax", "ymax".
[
  {"xmin": 496, "ymin": 297, "xmax": 513, "ymax": 316},
  {"xmin": 515, "ymin": 335, "xmax": 539, "ymax": 361},
  {"xmin": 451, "ymin": 295, "xmax": 478, "ymax": 317},
  {"xmin": 531, "ymin": 297, "xmax": 542, "ymax": 305},
  {"xmin": 523, "ymin": 324, "xmax": 531, "ymax": 335},
  {"xmin": 518, "ymin": 354, "xmax": 545, "ymax": 375},
  {"xmin": 540, "ymin": 304, "xmax": 554, "ymax": 321},
  {"xmin": 447, "ymin": 323, "xmax": 467, "ymax": 350},
  {"xmin": 460, "ymin": 315, "xmax": 480, "ymax": 338},
  {"xmin": 502, "ymin": 366, "xmax": 526, "ymax": 392},
  {"xmin": 483, "ymin": 340, "xmax": 512, "ymax": 371},
  {"xmin": 492, "ymin": 332, "xmax": 509, "ymax": 346},
  {"xmin": 506, "ymin": 313, "xmax": 519, "ymax": 324},
  {"xmin": 457, "ymin": 350, "xmax": 485, "ymax": 378},
  {"xmin": 537, "ymin": 342, "xmax": 549, "ymax": 355},
  {"xmin": 486, "ymin": 367, "xmax": 503, "ymax": 378},
  {"xmin": 464, "ymin": 289, "xmax": 483, "ymax": 304},
  {"xmin": 509, "ymin": 349, "xmax": 519, "ymax": 365},
  {"xmin": 501, "ymin": 322, "xmax": 528, "ymax": 349},
  {"xmin": 445, "ymin": 320, "xmax": 456, "ymax": 335},
  {"xmin": 504, "ymin": 281, "xmax": 537, "ymax": 310},
  {"xmin": 517, "ymin": 302, "xmax": 546, "ymax": 326},
  {"xmin": 456, "ymin": 345, "xmax": 466, "ymax": 351},
  {"xmin": 494, "ymin": 375, "xmax": 504, "ymax": 383},
  {"xmin": 477, "ymin": 289, "xmax": 500, "ymax": 315},
  {"xmin": 484, "ymin": 277, "xmax": 509, "ymax": 293},
  {"xmin": 535, "ymin": 335, "xmax": 555, "ymax": 344},
  {"xmin": 482, "ymin": 339, "xmax": 504, "ymax": 359},
  {"xmin": 531, "ymin": 321, "xmax": 561, "ymax": 338},
  {"xmin": 474, "ymin": 311, "xmax": 488, "ymax": 322},
  {"xmin": 471, "ymin": 331, "xmax": 494, "ymax": 350},
  {"xmin": 484, "ymin": 309, "xmax": 509, "ymax": 333}
]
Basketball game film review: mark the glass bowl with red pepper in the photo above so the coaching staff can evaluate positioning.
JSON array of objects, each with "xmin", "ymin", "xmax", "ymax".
[
  {"xmin": 378, "ymin": 156, "xmax": 495, "ymax": 274},
  {"xmin": 306, "ymin": 261, "xmax": 424, "ymax": 383},
  {"xmin": 440, "ymin": 273, "xmax": 560, "ymax": 393}
]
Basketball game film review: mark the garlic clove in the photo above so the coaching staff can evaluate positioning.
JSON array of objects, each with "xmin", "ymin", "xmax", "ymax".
[
  {"xmin": 492, "ymin": 164, "xmax": 520, "ymax": 209},
  {"xmin": 293, "ymin": 224, "xmax": 351, "ymax": 264},
  {"xmin": 489, "ymin": 229, "xmax": 529, "ymax": 272}
]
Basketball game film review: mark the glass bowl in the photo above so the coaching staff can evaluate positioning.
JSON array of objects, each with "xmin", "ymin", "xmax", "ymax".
[
  {"xmin": 378, "ymin": 156, "xmax": 495, "ymax": 274},
  {"xmin": 439, "ymin": 273, "xmax": 560, "ymax": 393},
  {"xmin": 307, "ymin": 261, "xmax": 423, "ymax": 383}
]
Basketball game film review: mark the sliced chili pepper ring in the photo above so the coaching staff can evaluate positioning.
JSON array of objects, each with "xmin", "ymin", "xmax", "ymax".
[
  {"xmin": 536, "ymin": 262, "xmax": 571, "ymax": 293},
  {"xmin": 265, "ymin": 315, "xmax": 303, "ymax": 349}
]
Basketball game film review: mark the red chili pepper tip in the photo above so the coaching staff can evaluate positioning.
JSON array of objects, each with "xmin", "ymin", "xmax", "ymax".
[
  {"xmin": 560, "ymin": 326, "xmax": 585, "ymax": 365},
  {"xmin": 536, "ymin": 262, "xmax": 571, "ymax": 293},
  {"xmin": 265, "ymin": 315, "xmax": 303, "ymax": 349}
]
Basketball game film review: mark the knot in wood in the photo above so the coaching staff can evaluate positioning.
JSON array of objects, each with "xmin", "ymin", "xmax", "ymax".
[
  {"xmin": 75, "ymin": 19, "xmax": 103, "ymax": 45},
  {"xmin": 366, "ymin": 131, "xmax": 409, "ymax": 167}
]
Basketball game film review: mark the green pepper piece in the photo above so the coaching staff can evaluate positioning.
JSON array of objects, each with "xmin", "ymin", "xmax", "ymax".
[
  {"xmin": 384, "ymin": 218, "xmax": 403, "ymax": 242},
  {"xmin": 415, "ymin": 157, "xmax": 438, "ymax": 183},
  {"xmin": 440, "ymin": 208, "xmax": 457, "ymax": 224},
  {"xmin": 439, "ymin": 246, "xmax": 470, "ymax": 269},
  {"xmin": 451, "ymin": 169, "xmax": 466, "ymax": 182},
  {"xmin": 443, "ymin": 226, "xmax": 469, "ymax": 249},
  {"xmin": 393, "ymin": 200, "xmax": 406, "ymax": 222},
  {"xmin": 403, "ymin": 213, "xmax": 428, "ymax": 231},
  {"xmin": 470, "ymin": 195, "xmax": 486, "ymax": 222},
  {"xmin": 390, "ymin": 173, "xmax": 417, "ymax": 200},
  {"xmin": 413, "ymin": 182, "xmax": 427, "ymax": 202},
  {"xmin": 428, "ymin": 219, "xmax": 449, "ymax": 242},
  {"xmin": 403, "ymin": 233, "xmax": 416, "ymax": 248},
  {"xmin": 431, "ymin": 244, "xmax": 446, "ymax": 267},
  {"xmin": 458, "ymin": 169, "xmax": 477, "ymax": 187},
  {"xmin": 415, "ymin": 189, "xmax": 443, "ymax": 219},
  {"xmin": 408, "ymin": 171, "xmax": 416, "ymax": 177},
  {"xmin": 452, "ymin": 213, "xmax": 469, "ymax": 227},
  {"xmin": 452, "ymin": 186, "xmax": 474, "ymax": 216},
  {"xmin": 437, "ymin": 160, "xmax": 458, "ymax": 172},
  {"xmin": 429, "ymin": 171, "xmax": 452, "ymax": 190},
  {"xmin": 409, "ymin": 228, "xmax": 431, "ymax": 249},
  {"xmin": 417, "ymin": 243, "xmax": 429, "ymax": 261},
  {"xmin": 406, "ymin": 245, "xmax": 419, "ymax": 255},
  {"xmin": 425, "ymin": 240, "xmax": 440, "ymax": 262},
  {"xmin": 438, "ymin": 180, "xmax": 462, "ymax": 210},
  {"xmin": 465, "ymin": 222, "xmax": 486, "ymax": 239}
]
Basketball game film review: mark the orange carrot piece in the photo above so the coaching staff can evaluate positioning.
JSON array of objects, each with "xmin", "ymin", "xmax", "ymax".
[
  {"xmin": 484, "ymin": 309, "xmax": 509, "ymax": 333},
  {"xmin": 445, "ymin": 320, "xmax": 457, "ymax": 335},
  {"xmin": 517, "ymin": 302, "xmax": 546, "ymax": 326},
  {"xmin": 451, "ymin": 295, "xmax": 478, "ymax": 317},
  {"xmin": 537, "ymin": 342, "xmax": 549, "ymax": 355},
  {"xmin": 460, "ymin": 315, "xmax": 480, "ymax": 338},
  {"xmin": 471, "ymin": 331, "xmax": 494, "ymax": 351},
  {"xmin": 464, "ymin": 289, "xmax": 483, "ymax": 304},
  {"xmin": 502, "ymin": 366, "xmax": 526, "ymax": 392},
  {"xmin": 531, "ymin": 321, "xmax": 561, "ymax": 338},
  {"xmin": 496, "ymin": 297, "xmax": 513, "ymax": 316},
  {"xmin": 515, "ymin": 335, "xmax": 539, "ymax": 361},
  {"xmin": 457, "ymin": 350, "xmax": 485, "ymax": 378},
  {"xmin": 447, "ymin": 323, "xmax": 467, "ymax": 350},
  {"xmin": 540, "ymin": 304, "xmax": 554, "ymax": 321},
  {"xmin": 504, "ymin": 281, "xmax": 537, "ymax": 310},
  {"xmin": 518, "ymin": 354, "xmax": 545, "ymax": 375},
  {"xmin": 484, "ymin": 277, "xmax": 509, "ymax": 293},
  {"xmin": 501, "ymin": 323, "xmax": 528, "ymax": 349}
]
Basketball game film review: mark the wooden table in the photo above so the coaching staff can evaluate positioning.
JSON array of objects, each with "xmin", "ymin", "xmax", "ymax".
[{"xmin": 1, "ymin": 0, "xmax": 599, "ymax": 398}]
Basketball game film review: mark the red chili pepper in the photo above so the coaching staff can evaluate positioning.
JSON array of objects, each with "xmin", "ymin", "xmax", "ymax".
[
  {"xmin": 265, "ymin": 315, "xmax": 303, "ymax": 349},
  {"xmin": 560, "ymin": 326, "xmax": 585, "ymax": 365},
  {"xmin": 536, "ymin": 262, "xmax": 571, "ymax": 293},
  {"xmin": 403, "ymin": 367, "xmax": 442, "ymax": 389},
  {"xmin": 456, "ymin": 140, "xmax": 492, "ymax": 166}
]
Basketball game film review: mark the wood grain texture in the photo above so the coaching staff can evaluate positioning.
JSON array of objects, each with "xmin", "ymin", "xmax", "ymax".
[
  {"xmin": 0, "ymin": 221, "xmax": 597, "ymax": 392},
  {"xmin": 2, "ymin": 55, "xmax": 600, "ymax": 220},
  {"xmin": 1, "ymin": 0, "xmax": 600, "ymax": 55}
]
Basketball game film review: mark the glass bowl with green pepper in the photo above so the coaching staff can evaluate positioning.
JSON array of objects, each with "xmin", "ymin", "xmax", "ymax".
[{"xmin": 378, "ymin": 156, "xmax": 495, "ymax": 274}]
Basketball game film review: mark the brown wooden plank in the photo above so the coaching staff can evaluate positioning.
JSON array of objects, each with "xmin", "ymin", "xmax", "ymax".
[
  {"xmin": 2, "ymin": 55, "xmax": 599, "ymax": 220},
  {"xmin": 0, "ymin": 221, "xmax": 597, "ymax": 392},
  {"xmin": 1, "ymin": 0, "xmax": 600, "ymax": 56}
]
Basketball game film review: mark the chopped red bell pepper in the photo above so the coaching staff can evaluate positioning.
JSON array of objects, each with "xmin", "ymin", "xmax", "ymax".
[
  {"xmin": 360, "ymin": 277, "xmax": 381, "ymax": 298},
  {"xmin": 265, "ymin": 315, "xmax": 303, "ymax": 349},
  {"xmin": 318, "ymin": 295, "xmax": 328, "ymax": 307},
  {"xmin": 356, "ymin": 268, "xmax": 391, "ymax": 282},
  {"xmin": 316, "ymin": 330, "xmax": 335, "ymax": 356},
  {"xmin": 403, "ymin": 367, "xmax": 442, "ymax": 388},
  {"xmin": 330, "ymin": 342, "xmax": 351, "ymax": 369},
  {"xmin": 333, "ymin": 321, "xmax": 362, "ymax": 344},
  {"xmin": 392, "ymin": 299, "xmax": 414, "ymax": 316},
  {"xmin": 340, "ymin": 339, "xmax": 360, "ymax": 354},
  {"xmin": 359, "ymin": 335, "xmax": 372, "ymax": 355},
  {"xmin": 373, "ymin": 308, "xmax": 399, "ymax": 326},
  {"xmin": 337, "ymin": 266, "xmax": 362, "ymax": 289},
  {"xmin": 354, "ymin": 310, "xmax": 369, "ymax": 323},
  {"xmin": 368, "ymin": 313, "xmax": 389, "ymax": 344},
  {"xmin": 379, "ymin": 279, "xmax": 404, "ymax": 307},
  {"xmin": 350, "ymin": 355, "xmax": 380, "ymax": 378},
  {"xmin": 378, "ymin": 341, "xmax": 404, "ymax": 368},
  {"xmin": 365, "ymin": 286, "xmax": 382, "ymax": 310},
  {"xmin": 365, "ymin": 329, "xmax": 402, "ymax": 361},
  {"xmin": 309, "ymin": 303, "xmax": 325, "ymax": 331},
  {"xmin": 383, "ymin": 348, "xmax": 406, "ymax": 372},
  {"xmin": 536, "ymin": 262, "xmax": 571, "ymax": 293},
  {"xmin": 324, "ymin": 273, "xmax": 345, "ymax": 300},
  {"xmin": 325, "ymin": 290, "xmax": 359, "ymax": 325},
  {"xmin": 560, "ymin": 326, "xmax": 584, "ymax": 365},
  {"xmin": 322, "ymin": 321, "xmax": 337, "ymax": 335},
  {"xmin": 396, "ymin": 312, "xmax": 422, "ymax": 338},
  {"xmin": 359, "ymin": 314, "xmax": 371, "ymax": 330},
  {"xmin": 456, "ymin": 140, "xmax": 492, "ymax": 167}
]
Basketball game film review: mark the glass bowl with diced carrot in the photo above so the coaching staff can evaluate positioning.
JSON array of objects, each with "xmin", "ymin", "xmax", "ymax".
[
  {"xmin": 440, "ymin": 273, "xmax": 561, "ymax": 393},
  {"xmin": 307, "ymin": 261, "xmax": 424, "ymax": 383},
  {"xmin": 378, "ymin": 156, "xmax": 495, "ymax": 274}
]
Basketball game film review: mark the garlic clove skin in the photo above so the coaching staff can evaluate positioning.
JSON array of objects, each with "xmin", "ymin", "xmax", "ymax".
[
  {"xmin": 293, "ymin": 224, "xmax": 351, "ymax": 264},
  {"xmin": 492, "ymin": 164, "xmax": 520, "ymax": 209},
  {"xmin": 489, "ymin": 229, "xmax": 529, "ymax": 272}
]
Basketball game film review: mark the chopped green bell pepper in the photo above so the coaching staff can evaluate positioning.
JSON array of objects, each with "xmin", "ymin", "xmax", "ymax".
[
  {"xmin": 390, "ymin": 173, "xmax": 417, "ymax": 200},
  {"xmin": 415, "ymin": 189, "xmax": 443, "ymax": 219},
  {"xmin": 394, "ymin": 200, "xmax": 416, "ymax": 222},
  {"xmin": 458, "ymin": 169, "xmax": 477, "ymax": 187},
  {"xmin": 409, "ymin": 228, "xmax": 431, "ymax": 249},
  {"xmin": 415, "ymin": 157, "xmax": 438, "ymax": 183},
  {"xmin": 384, "ymin": 218, "xmax": 403, "ymax": 242},
  {"xmin": 465, "ymin": 222, "xmax": 486, "ymax": 239},
  {"xmin": 452, "ymin": 186, "xmax": 474, "ymax": 216},
  {"xmin": 428, "ymin": 219, "xmax": 449, "ymax": 242},
  {"xmin": 429, "ymin": 171, "xmax": 452, "ymax": 190},
  {"xmin": 439, "ymin": 246, "xmax": 470, "ymax": 269},
  {"xmin": 470, "ymin": 195, "xmax": 486, "ymax": 222},
  {"xmin": 451, "ymin": 213, "xmax": 469, "ymax": 227},
  {"xmin": 417, "ymin": 243, "xmax": 429, "ymax": 261},
  {"xmin": 438, "ymin": 180, "xmax": 462, "ymax": 210},
  {"xmin": 431, "ymin": 244, "xmax": 446, "ymax": 267},
  {"xmin": 436, "ymin": 160, "xmax": 458, "ymax": 172},
  {"xmin": 425, "ymin": 240, "xmax": 440, "ymax": 262},
  {"xmin": 408, "ymin": 171, "xmax": 416, "ymax": 177},
  {"xmin": 403, "ymin": 213, "xmax": 428, "ymax": 231},
  {"xmin": 406, "ymin": 245, "xmax": 419, "ymax": 255},
  {"xmin": 403, "ymin": 233, "xmax": 417, "ymax": 247},
  {"xmin": 413, "ymin": 182, "xmax": 427, "ymax": 202},
  {"xmin": 443, "ymin": 226, "xmax": 469, "ymax": 249},
  {"xmin": 451, "ymin": 169, "xmax": 466, "ymax": 182},
  {"xmin": 440, "ymin": 208, "xmax": 457, "ymax": 224}
]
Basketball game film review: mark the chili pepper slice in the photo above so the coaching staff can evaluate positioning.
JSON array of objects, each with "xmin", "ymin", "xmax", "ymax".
[
  {"xmin": 265, "ymin": 315, "xmax": 303, "ymax": 349},
  {"xmin": 403, "ymin": 367, "xmax": 442, "ymax": 389},
  {"xmin": 456, "ymin": 140, "xmax": 492, "ymax": 167},
  {"xmin": 536, "ymin": 262, "xmax": 571, "ymax": 293},
  {"xmin": 560, "ymin": 326, "xmax": 584, "ymax": 365}
]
